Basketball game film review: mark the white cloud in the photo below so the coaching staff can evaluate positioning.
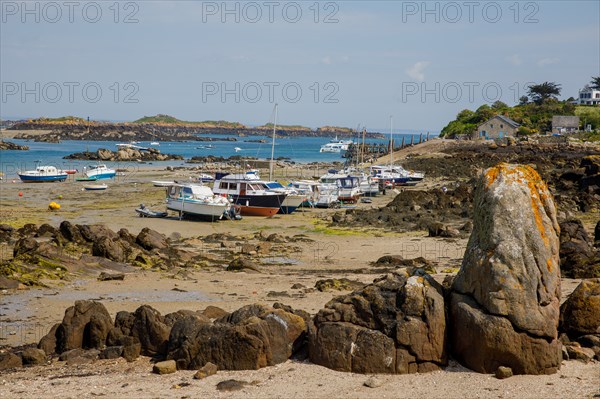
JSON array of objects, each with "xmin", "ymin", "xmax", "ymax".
[
  {"xmin": 506, "ymin": 54, "xmax": 522, "ymax": 66},
  {"xmin": 406, "ymin": 61, "xmax": 430, "ymax": 81},
  {"xmin": 322, "ymin": 56, "xmax": 332, "ymax": 65},
  {"xmin": 537, "ymin": 58, "xmax": 560, "ymax": 67}
]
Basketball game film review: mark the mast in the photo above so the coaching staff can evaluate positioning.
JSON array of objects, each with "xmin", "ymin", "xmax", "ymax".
[
  {"xmin": 269, "ymin": 103, "xmax": 278, "ymax": 181},
  {"xmin": 389, "ymin": 115, "xmax": 393, "ymax": 169}
]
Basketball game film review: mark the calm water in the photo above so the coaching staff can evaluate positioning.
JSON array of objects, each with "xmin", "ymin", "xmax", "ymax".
[{"xmin": 0, "ymin": 133, "xmax": 434, "ymax": 179}]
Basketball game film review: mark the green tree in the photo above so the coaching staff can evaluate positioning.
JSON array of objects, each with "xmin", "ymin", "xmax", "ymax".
[
  {"xmin": 519, "ymin": 96, "xmax": 529, "ymax": 105},
  {"xmin": 527, "ymin": 82, "xmax": 562, "ymax": 105},
  {"xmin": 590, "ymin": 76, "xmax": 600, "ymax": 90},
  {"xmin": 491, "ymin": 100, "xmax": 508, "ymax": 110}
]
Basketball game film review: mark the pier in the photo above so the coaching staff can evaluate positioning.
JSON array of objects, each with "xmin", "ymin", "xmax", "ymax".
[{"xmin": 344, "ymin": 132, "xmax": 432, "ymax": 162}]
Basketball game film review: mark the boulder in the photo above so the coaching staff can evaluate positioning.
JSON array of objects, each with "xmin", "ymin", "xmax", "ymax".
[
  {"xmin": 595, "ymin": 220, "xmax": 600, "ymax": 245},
  {"xmin": 92, "ymin": 236, "xmax": 126, "ymax": 263},
  {"xmin": 495, "ymin": 366, "xmax": 513, "ymax": 379},
  {"xmin": 227, "ymin": 258, "xmax": 261, "ymax": 272},
  {"xmin": 13, "ymin": 237, "xmax": 39, "ymax": 257},
  {"xmin": 565, "ymin": 345, "xmax": 595, "ymax": 362},
  {"xmin": 167, "ymin": 304, "xmax": 306, "ymax": 370},
  {"xmin": 153, "ymin": 360, "xmax": 177, "ymax": 374},
  {"xmin": 59, "ymin": 221, "xmax": 84, "ymax": 243},
  {"xmin": 136, "ymin": 228, "xmax": 167, "ymax": 251},
  {"xmin": 309, "ymin": 269, "xmax": 447, "ymax": 374},
  {"xmin": 130, "ymin": 305, "xmax": 171, "ymax": 356},
  {"xmin": 193, "ymin": 362, "xmax": 218, "ymax": 379},
  {"xmin": 101, "ymin": 346, "xmax": 124, "ymax": 359},
  {"xmin": 98, "ymin": 272, "xmax": 125, "ymax": 281},
  {"xmin": 559, "ymin": 219, "xmax": 600, "ymax": 278},
  {"xmin": 0, "ymin": 352, "xmax": 22, "ymax": 370},
  {"xmin": 54, "ymin": 300, "xmax": 113, "ymax": 354},
  {"xmin": 450, "ymin": 163, "xmax": 562, "ymax": 375},
  {"xmin": 202, "ymin": 306, "xmax": 229, "ymax": 320},
  {"xmin": 314, "ymin": 278, "xmax": 364, "ymax": 292},
  {"xmin": 559, "ymin": 278, "xmax": 600, "ymax": 337},
  {"xmin": 38, "ymin": 323, "xmax": 60, "ymax": 355},
  {"xmin": 21, "ymin": 348, "xmax": 47, "ymax": 366},
  {"xmin": 78, "ymin": 224, "xmax": 117, "ymax": 243}
]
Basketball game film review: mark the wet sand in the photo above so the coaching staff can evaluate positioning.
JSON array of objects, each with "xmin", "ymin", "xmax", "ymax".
[{"xmin": 0, "ymin": 153, "xmax": 598, "ymax": 399}]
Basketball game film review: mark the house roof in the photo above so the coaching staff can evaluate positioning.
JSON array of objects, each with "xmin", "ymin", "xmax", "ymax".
[
  {"xmin": 494, "ymin": 115, "xmax": 520, "ymax": 128},
  {"xmin": 477, "ymin": 115, "xmax": 520, "ymax": 129}
]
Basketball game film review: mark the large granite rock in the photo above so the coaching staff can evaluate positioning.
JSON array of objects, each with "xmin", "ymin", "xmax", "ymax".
[
  {"xmin": 50, "ymin": 300, "xmax": 113, "ymax": 354},
  {"xmin": 309, "ymin": 268, "xmax": 447, "ymax": 374},
  {"xmin": 559, "ymin": 219, "xmax": 600, "ymax": 278},
  {"xmin": 559, "ymin": 278, "xmax": 600, "ymax": 337},
  {"xmin": 450, "ymin": 163, "xmax": 562, "ymax": 374},
  {"xmin": 167, "ymin": 304, "xmax": 306, "ymax": 370}
]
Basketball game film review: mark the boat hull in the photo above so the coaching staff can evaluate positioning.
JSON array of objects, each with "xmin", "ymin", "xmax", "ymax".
[
  {"xmin": 230, "ymin": 194, "xmax": 286, "ymax": 217},
  {"xmin": 18, "ymin": 174, "xmax": 67, "ymax": 183},
  {"xmin": 86, "ymin": 172, "xmax": 116, "ymax": 180},
  {"xmin": 166, "ymin": 199, "xmax": 228, "ymax": 219},
  {"xmin": 278, "ymin": 195, "xmax": 307, "ymax": 214}
]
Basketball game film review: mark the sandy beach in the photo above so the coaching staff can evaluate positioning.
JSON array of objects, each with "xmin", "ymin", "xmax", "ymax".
[{"xmin": 1, "ymin": 141, "xmax": 599, "ymax": 399}]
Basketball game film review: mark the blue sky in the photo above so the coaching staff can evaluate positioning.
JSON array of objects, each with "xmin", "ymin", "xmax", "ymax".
[{"xmin": 1, "ymin": 0, "xmax": 599, "ymax": 132}]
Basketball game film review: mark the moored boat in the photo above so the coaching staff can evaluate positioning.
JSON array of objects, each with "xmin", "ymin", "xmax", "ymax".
[
  {"xmin": 83, "ymin": 183, "xmax": 108, "ymax": 191},
  {"xmin": 18, "ymin": 165, "xmax": 68, "ymax": 183},
  {"xmin": 212, "ymin": 173, "xmax": 286, "ymax": 217},
  {"xmin": 85, "ymin": 164, "xmax": 116, "ymax": 180},
  {"xmin": 166, "ymin": 183, "xmax": 232, "ymax": 221}
]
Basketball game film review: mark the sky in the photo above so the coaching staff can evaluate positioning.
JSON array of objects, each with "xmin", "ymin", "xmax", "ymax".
[{"xmin": 1, "ymin": 0, "xmax": 599, "ymax": 132}]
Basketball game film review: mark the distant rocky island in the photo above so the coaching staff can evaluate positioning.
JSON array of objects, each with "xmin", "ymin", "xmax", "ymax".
[
  {"xmin": 0, "ymin": 140, "xmax": 29, "ymax": 150},
  {"xmin": 64, "ymin": 147, "xmax": 183, "ymax": 162},
  {"xmin": 8, "ymin": 115, "xmax": 386, "ymax": 142}
]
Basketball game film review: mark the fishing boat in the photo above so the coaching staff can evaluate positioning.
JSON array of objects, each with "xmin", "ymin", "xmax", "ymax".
[
  {"xmin": 84, "ymin": 164, "xmax": 116, "ymax": 180},
  {"xmin": 83, "ymin": 183, "xmax": 108, "ymax": 191},
  {"xmin": 234, "ymin": 147, "xmax": 242, "ymax": 152},
  {"xmin": 212, "ymin": 173, "xmax": 286, "ymax": 217},
  {"xmin": 166, "ymin": 183, "xmax": 232, "ymax": 220},
  {"xmin": 18, "ymin": 165, "xmax": 68, "ymax": 183}
]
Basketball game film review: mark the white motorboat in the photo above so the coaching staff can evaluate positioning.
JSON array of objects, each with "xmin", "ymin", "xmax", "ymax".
[
  {"xmin": 150, "ymin": 142, "xmax": 160, "ymax": 146},
  {"xmin": 263, "ymin": 181, "xmax": 307, "ymax": 214},
  {"xmin": 152, "ymin": 180, "xmax": 176, "ymax": 187},
  {"xmin": 18, "ymin": 165, "xmax": 68, "ymax": 183},
  {"xmin": 212, "ymin": 173, "xmax": 286, "ymax": 217},
  {"xmin": 335, "ymin": 176, "xmax": 361, "ymax": 203},
  {"xmin": 319, "ymin": 137, "xmax": 353, "ymax": 154},
  {"xmin": 85, "ymin": 164, "xmax": 116, "ymax": 180},
  {"xmin": 166, "ymin": 183, "xmax": 232, "ymax": 220}
]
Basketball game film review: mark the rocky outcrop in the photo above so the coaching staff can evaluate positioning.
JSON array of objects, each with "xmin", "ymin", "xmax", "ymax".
[
  {"xmin": 167, "ymin": 304, "xmax": 307, "ymax": 370},
  {"xmin": 52, "ymin": 300, "xmax": 113, "ymax": 353},
  {"xmin": 450, "ymin": 163, "xmax": 562, "ymax": 375},
  {"xmin": 309, "ymin": 268, "xmax": 447, "ymax": 374},
  {"xmin": 64, "ymin": 147, "xmax": 183, "ymax": 162},
  {"xmin": 0, "ymin": 140, "xmax": 28, "ymax": 150},
  {"xmin": 559, "ymin": 219, "xmax": 600, "ymax": 278},
  {"xmin": 559, "ymin": 279, "xmax": 600, "ymax": 338}
]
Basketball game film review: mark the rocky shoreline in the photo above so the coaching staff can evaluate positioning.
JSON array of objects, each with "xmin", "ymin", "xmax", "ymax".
[
  {"xmin": 0, "ymin": 140, "xmax": 29, "ymax": 150},
  {"xmin": 63, "ymin": 147, "xmax": 184, "ymax": 162},
  {"xmin": 9, "ymin": 121, "xmax": 386, "ymax": 142}
]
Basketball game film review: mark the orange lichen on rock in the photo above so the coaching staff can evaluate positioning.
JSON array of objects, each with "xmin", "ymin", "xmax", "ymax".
[{"xmin": 484, "ymin": 163, "xmax": 553, "ymax": 248}]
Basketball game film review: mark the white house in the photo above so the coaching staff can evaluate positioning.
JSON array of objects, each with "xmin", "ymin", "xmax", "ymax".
[{"xmin": 577, "ymin": 86, "xmax": 600, "ymax": 105}]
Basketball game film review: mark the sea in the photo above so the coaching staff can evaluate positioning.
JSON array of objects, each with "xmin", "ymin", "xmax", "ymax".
[{"xmin": 0, "ymin": 132, "xmax": 436, "ymax": 179}]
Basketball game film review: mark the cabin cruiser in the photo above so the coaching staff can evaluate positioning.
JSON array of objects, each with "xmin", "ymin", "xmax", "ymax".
[
  {"xmin": 370, "ymin": 165, "xmax": 424, "ymax": 186},
  {"xmin": 335, "ymin": 176, "xmax": 361, "ymax": 203},
  {"xmin": 166, "ymin": 183, "xmax": 232, "ymax": 220},
  {"xmin": 319, "ymin": 139, "xmax": 353, "ymax": 154},
  {"xmin": 84, "ymin": 164, "xmax": 116, "ymax": 180},
  {"xmin": 18, "ymin": 165, "xmax": 68, "ymax": 182},
  {"xmin": 212, "ymin": 173, "xmax": 286, "ymax": 217}
]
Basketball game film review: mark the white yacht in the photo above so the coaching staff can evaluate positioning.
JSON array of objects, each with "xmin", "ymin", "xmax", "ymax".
[{"xmin": 166, "ymin": 183, "xmax": 232, "ymax": 220}]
